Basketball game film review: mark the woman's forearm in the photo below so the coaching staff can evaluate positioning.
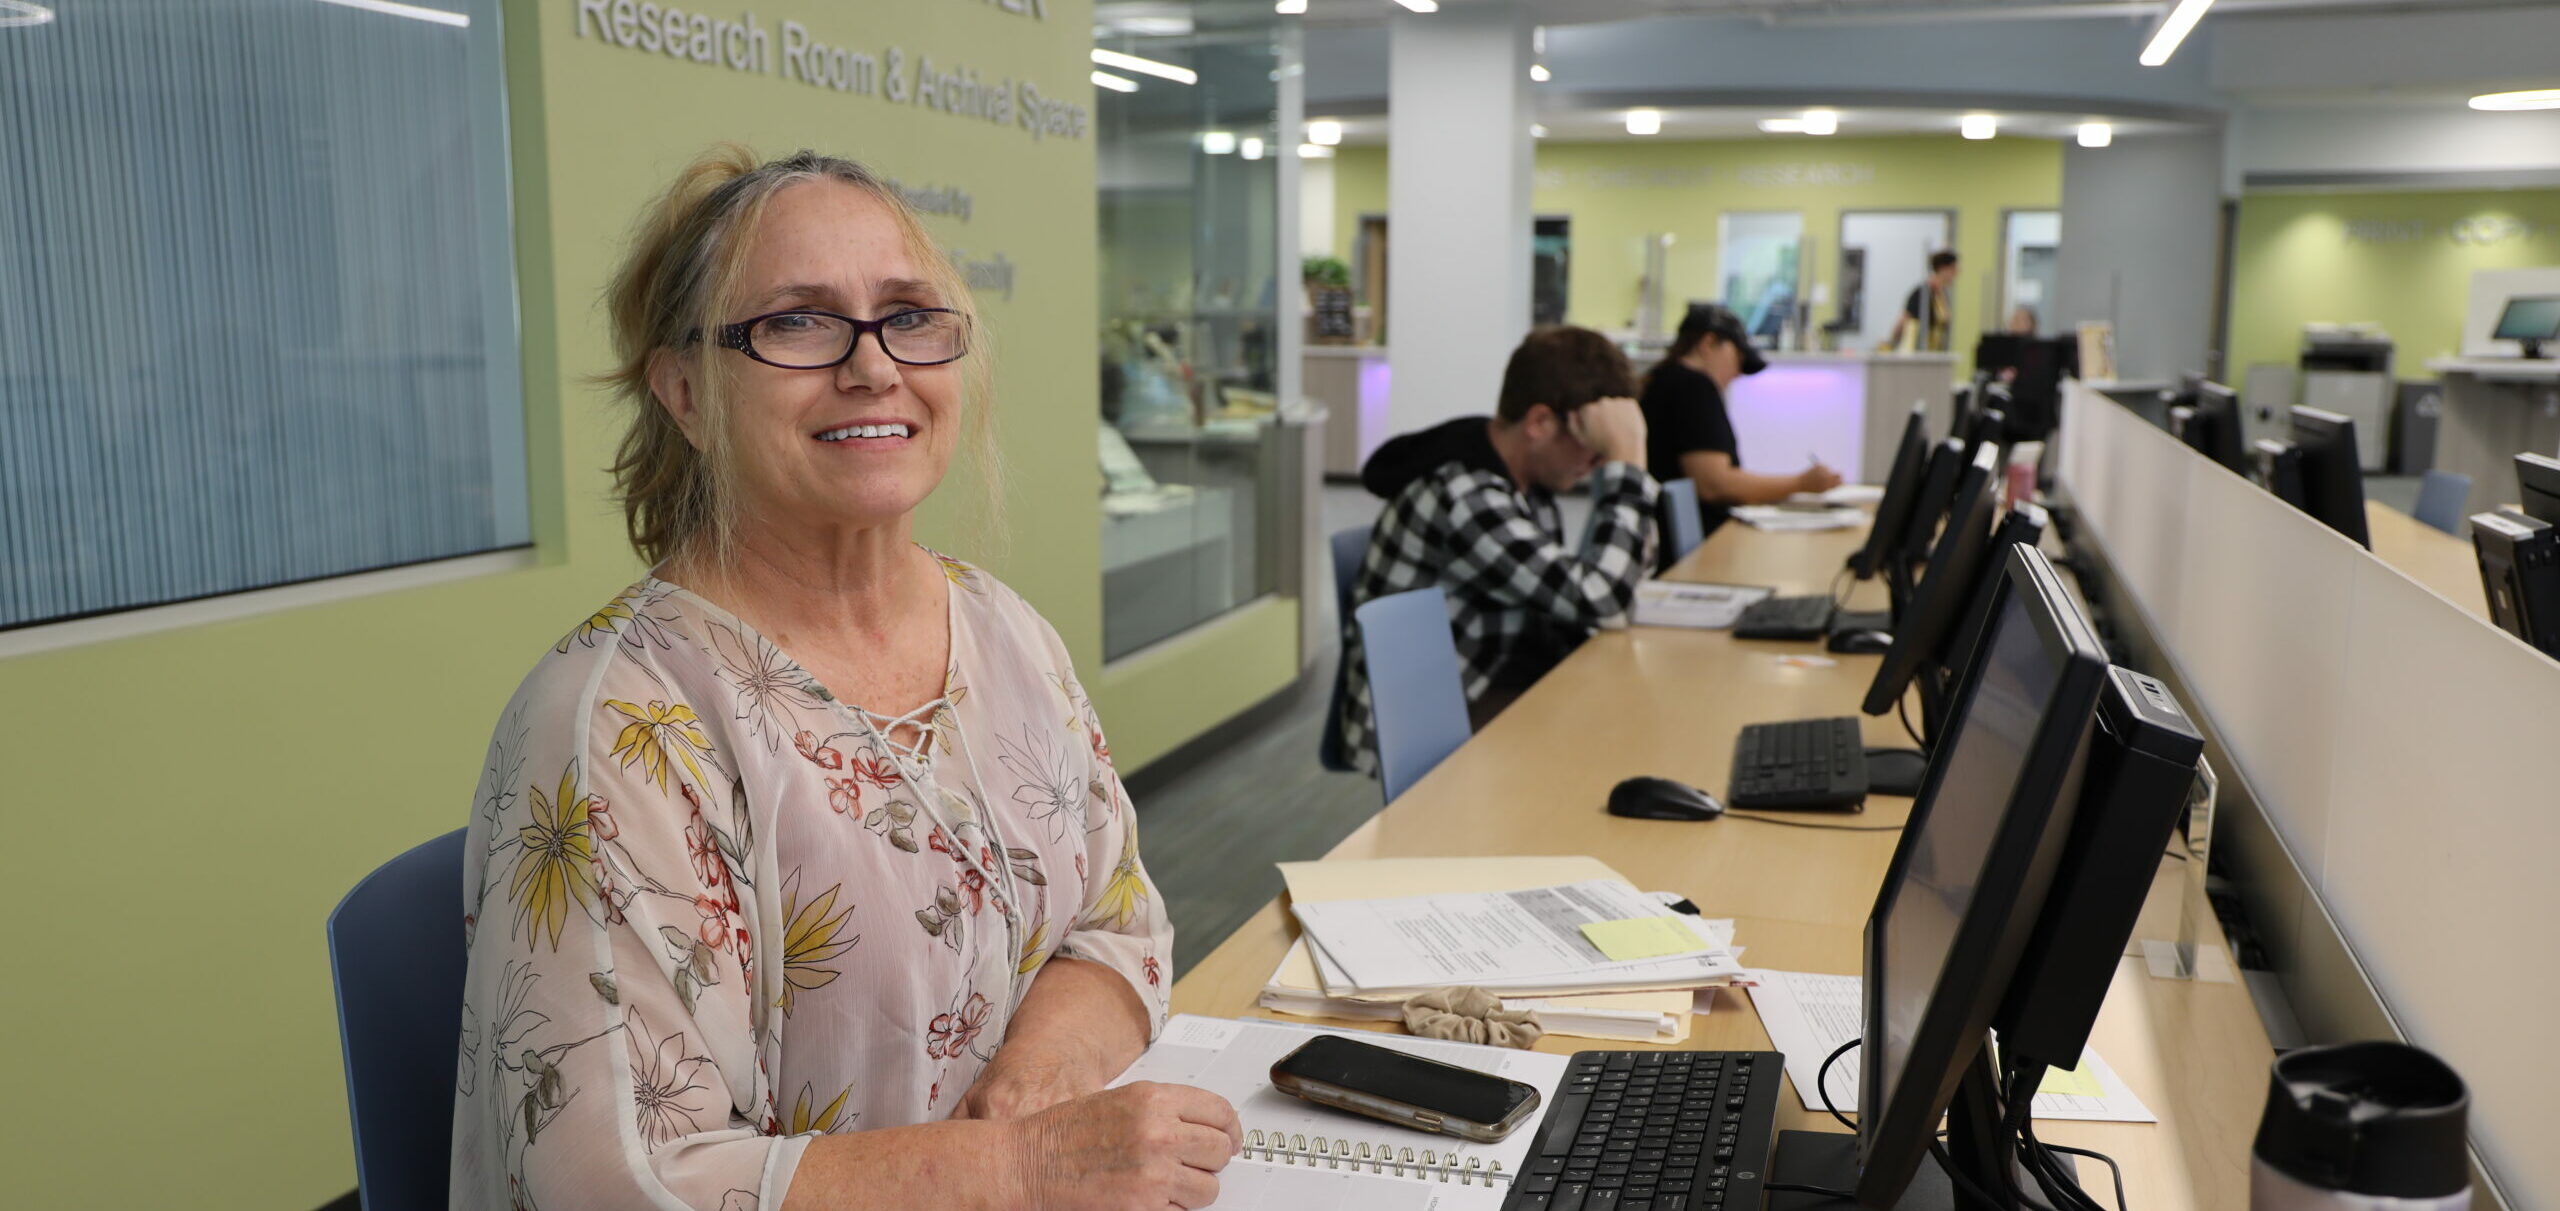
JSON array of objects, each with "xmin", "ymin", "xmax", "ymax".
[
  {"xmin": 783, "ymin": 1118, "xmax": 1029, "ymax": 1211},
  {"xmin": 1003, "ymin": 956, "xmax": 1154, "ymax": 1083}
]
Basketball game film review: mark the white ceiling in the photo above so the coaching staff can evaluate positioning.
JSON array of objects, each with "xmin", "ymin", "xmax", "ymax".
[{"xmin": 1316, "ymin": 104, "xmax": 2188, "ymax": 144}]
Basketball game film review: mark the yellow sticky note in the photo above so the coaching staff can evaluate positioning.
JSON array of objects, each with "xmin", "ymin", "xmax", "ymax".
[
  {"xmin": 2037, "ymin": 1061, "xmax": 2103, "ymax": 1099},
  {"xmin": 1580, "ymin": 916, "xmax": 1707, "ymax": 962}
]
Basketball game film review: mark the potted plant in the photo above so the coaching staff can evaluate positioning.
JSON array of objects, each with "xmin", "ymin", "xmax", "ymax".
[{"xmin": 1303, "ymin": 255, "xmax": 1355, "ymax": 344}]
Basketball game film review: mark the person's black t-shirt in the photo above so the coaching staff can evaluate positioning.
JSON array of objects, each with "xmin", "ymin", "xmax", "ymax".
[{"xmin": 1638, "ymin": 360, "xmax": 1741, "ymax": 544}]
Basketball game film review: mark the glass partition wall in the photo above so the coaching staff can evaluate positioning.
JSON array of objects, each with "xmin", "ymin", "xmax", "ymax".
[{"xmin": 1095, "ymin": 14, "xmax": 1290, "ymax": 660}]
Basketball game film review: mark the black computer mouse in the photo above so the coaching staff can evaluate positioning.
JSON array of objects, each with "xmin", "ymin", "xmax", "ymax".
[
  {"xmin": 1607, "ymin": 776, "xmax": 1726, "ymax": 822},
  {"xmin": 1827, "ymin": 628, "xmax": 1893, "ymax": 655}
]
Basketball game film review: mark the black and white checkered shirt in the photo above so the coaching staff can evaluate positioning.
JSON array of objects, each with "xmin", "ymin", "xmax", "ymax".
[{"xmin": 1335, "ymin": 421, "xmax": 1661, "ymax": 777}]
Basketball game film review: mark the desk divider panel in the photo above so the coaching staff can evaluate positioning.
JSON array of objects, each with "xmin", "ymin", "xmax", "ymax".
[{"xmin": 2056, "ymin": 381, "xmax": 2559, "ymax": 1209}]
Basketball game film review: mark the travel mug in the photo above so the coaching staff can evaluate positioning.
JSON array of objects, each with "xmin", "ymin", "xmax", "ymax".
[{"xmin": 2251, "ymin": 1041, "xmax": 2470, "ymax": 1210}]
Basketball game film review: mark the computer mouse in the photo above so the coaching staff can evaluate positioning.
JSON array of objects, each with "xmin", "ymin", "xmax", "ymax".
[
  {"xmin": 1827, "ymin": 628, "xmax": 1893, "ymax": 655},
  {"xmin": 1607, "ymin": 776, "xmax": 1726, "ymax": 822}
]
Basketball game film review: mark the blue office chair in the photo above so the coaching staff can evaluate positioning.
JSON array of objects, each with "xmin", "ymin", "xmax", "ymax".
[
  {"xmin": 2413, "ymin": 469, "xmax": 2472, "ymax": 536},
  {"xmin": 1354, "ymin": 588, "xmax": 1474, "ymax": 802},
  {"xmin": 1662, "ymin": 479, "xmax": 1706, "ymax": 564},
  {"xmin": 328, "ymin": 829, "xmax": 468, "ymax": 1211},
  {"xmin": 1319, "ymin": 525, "xmax": 1373, "ymax": 773}
]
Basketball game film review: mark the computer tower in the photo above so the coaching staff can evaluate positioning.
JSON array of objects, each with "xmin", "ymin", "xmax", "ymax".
[
  {"xmin": 2470, "ymin": 510, "xmax": 2560, "ymax": 660},
  {"xmin": 1995, "ymin": 666, "xmax": 2205, "ymax": 1070}
]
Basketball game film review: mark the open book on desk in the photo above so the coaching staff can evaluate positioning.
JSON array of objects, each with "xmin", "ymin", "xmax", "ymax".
[{"xmin": 1110, "ymin": 1015, "xmax": 1570, "ymax": 1210}]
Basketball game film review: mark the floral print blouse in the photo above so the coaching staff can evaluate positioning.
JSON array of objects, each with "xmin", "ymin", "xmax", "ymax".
[{"xmin": 451, "ymin": 554, "xmax": 1173, "ymax": 1211}]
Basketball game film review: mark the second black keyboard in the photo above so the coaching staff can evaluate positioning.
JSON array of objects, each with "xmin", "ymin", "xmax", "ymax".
[
  {"xmin": 1730, "ymin": 594, "xmax": 1836, "ymax": 641},
  {"xmin": 1502, "ymin": 1049, "xmax": 1785, "ymax": 1211},
  {"xmin": 1728, "ymin": 717, "xmax": 1869, "ymax": 811}
]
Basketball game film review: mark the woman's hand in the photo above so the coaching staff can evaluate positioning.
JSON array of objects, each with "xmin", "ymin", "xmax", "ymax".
[
  {"xmin": 1796, "ymin": 463, "xmax": 1844, "ymax": 494},
  {"xmin": 954, "ymin": 1045, "xmax": 1105, "ymax": 1121},
  {"xmin": 1007, "ymin": 1081, "xmax": 1243, "ymax": 1211}
]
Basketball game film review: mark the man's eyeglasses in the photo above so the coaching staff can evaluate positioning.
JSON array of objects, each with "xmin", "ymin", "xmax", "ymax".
[{"xmin": 698, "ymin": 307, "xmax": 971, "ymax": 369}]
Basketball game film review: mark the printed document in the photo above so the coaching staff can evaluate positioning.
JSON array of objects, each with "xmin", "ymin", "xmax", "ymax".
[{"xmin": 1292, "ymin": 879, "xmax": 1743, "ymax": 995}]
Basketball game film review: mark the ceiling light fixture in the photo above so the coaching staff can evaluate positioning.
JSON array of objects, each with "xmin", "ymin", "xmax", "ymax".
[
  {"xmin": 314, "ymin": 0, "xmax": 469, "ymax": 26},
  {"xmin": 1802, "ymin": 109, "xmax": 1838, "ymax": 136},
  {"xmin": 1092, "ymin": 48, "xmax": 1196, "ymax": 85},
  {"xmin": 1297, "ymin": 143, "xmax": 1336, "ymax": 159},
  {"xmin": 0, "ymin": 1, "xmax": 55, "ymax": 27},
  {"xmin": 2139, "ymin": 0, "xmax": 2216, "ymax": 67},
  {"xmin": 1531, "ymin": 123, "xmax": 1549, "ymax": 139},
  {"xmin": 1961, "ymin": 114, "xmax": 1998, "ymax": 141},
  {"xmin": 1389, "ymin": 0, "xmax": 1440, "ymax": 12},
  {"xmin": 1241, "ymin": 137, "xmax": 1266, "ymax": 161},
  {"xmin": 2078, "ymin": 122, "xmax": 2114, "ymax": 148},
  {"xmin": 1201, "ymin": 131, "xmax": 1238, "ymax": 155},
  {"xmin": 1091, "ymin": 70, "xmax": 1138, "ymax": 94},
  {"xmin": 1625, "ymin": 109, "xmax": 1662, "ymax": 136},
  {"xmin": 2470, "ymin": 89, "xmax": 2560, "ymax": 111},
  {"xmin": 1274, "ymin": 0, "xmax": 1307, "ymax": 13},
  {"xmin": 1529, "ymin": 63, "xmax": 1551, "ymax": 82},
  {"xmin": 1307, "ymin": 119, "xmax": 1344, "ymax": 146},
  {"xmin": 1758, "ymin": 119, "xmax": 1808, "ymax": 134}
]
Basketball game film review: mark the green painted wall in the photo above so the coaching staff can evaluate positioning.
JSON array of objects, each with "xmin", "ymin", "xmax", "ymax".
[
  {"xmin": 7, "ymin": 1, "xmax": 1289, "ymax": 1205},
  {"xmin": 2228, "ymin": 188, "xmax": 2560, "ymax": 386},
  {"xmin": 1331, "ymin": 136, "xmax": 2063, "ymax": 370}
]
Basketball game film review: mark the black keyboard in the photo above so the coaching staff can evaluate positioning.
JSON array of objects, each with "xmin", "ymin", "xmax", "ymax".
[
  {"xmin": 1728, "ymin": 717, "xmax": 1869, "ymax": 811},
  {"xmin": 1731, "ymin": 595, "xmax": 1836, "ymax": 640},
  {"xmin": 1502, "ymin": 1049, "xmax": 1784, "ymax": 1211}
]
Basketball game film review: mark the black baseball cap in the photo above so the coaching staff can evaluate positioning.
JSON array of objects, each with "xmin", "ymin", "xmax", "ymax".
[{"xmin": 1676, "ymin": 304, "xmax": 1768, "ymax": 375}]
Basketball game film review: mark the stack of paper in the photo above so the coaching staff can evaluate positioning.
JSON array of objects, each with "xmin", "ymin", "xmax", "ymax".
[
  {"xmin": 1789, "ymin": 484, "xmax": 1887, "ymax": 507},
  {"xmin": 1631, "ymin": 580, "xmax": 1774, "ymax": 630},
  {"xmin": 1262, "ymin": 857, "xmax": 1745, "ymax": 1043},
  {"xmin": 1732, "ymin": 505, "xmax": 1867, "ymax": 532}
]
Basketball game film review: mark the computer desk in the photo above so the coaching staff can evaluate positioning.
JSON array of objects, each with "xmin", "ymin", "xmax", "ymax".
[
  {"xmin": 1168, "ymin": 515, "xmax": 2275, "ymax": 1209},
  {"xmin": 2364, "ymin": 499, "xmax": 2493, "ymax": 622}
]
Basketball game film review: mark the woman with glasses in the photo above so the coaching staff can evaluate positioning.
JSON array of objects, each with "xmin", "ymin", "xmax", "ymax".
[{"xmin": 451, "ymin": 147, "xmax": 1236, "ymax": 1211}]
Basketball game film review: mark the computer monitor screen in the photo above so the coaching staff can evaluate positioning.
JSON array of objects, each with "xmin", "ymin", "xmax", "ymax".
[
  {"xmin": 2518, "ymin": 453, "xmax": 2560, "ymax": 526},
  {"xmin": 2290, "ymin": 407, "xmax": 2372, "ymax": 549},
  {"xmin": 2189, "ymin": 382, "xmax": 2249, "ymax": 475},
  {"xmin": 1942, "ymin": 503, "xmax": 2049, "ymax": 685},
  {"xmin": 1864, "ymin": 443, "xmax": 2001, "ymax": 719},
  {"xmin": 1856, "ymin": 545, "xmax": 2111, "ymax": 1204},
  {"xmin": 1899, "ymin": 438, "xmax": 1968, "ymax": 565},
  {"xmin": 1850, "ymin": 404, "xmax": 1933, "ymax": 580},
  {"xmin": 2492, "ymin": 296, "xmax": 2560, "ymax": 350}
]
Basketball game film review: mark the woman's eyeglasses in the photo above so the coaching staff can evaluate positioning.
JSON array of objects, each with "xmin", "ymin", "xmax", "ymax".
[{"xmin": 699, "ymin": 307, "xmax": 971, "ymax": 369}]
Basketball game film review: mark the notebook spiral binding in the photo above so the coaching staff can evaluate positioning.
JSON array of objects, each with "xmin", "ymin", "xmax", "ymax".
[{"xmin": 1241, "ymin": 1129, "xmax": 1512, "ymax": 1187}]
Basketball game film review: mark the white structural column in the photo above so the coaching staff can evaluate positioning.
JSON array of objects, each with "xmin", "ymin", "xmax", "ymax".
[{"xmin": 1386, "ymin": 3, "xmax": 1534, "ymax": 436}]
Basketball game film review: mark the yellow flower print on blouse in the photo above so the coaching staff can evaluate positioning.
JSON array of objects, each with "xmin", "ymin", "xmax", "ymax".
[
  {"xmin": 605, "ymin": 699, "xmax": 715, "ymax": 792},
  {"xmin": 1078, "ymin": 819, "xmax": 1150, "ymax": 932},
  {"xmin": 510, "ymin": 762, "xmax": 603, "ymax": 950},
  {"xmin": 779, "ymin": 871, "xmax": 859, "ymax": 1018}
]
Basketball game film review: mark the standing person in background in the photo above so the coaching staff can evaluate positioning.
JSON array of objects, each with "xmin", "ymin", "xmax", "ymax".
[
  {"xmin": 1885, "ymin": 250, "xmax": 1960, "ymax": 353},
  {"xmin": 1641, "ymin": 304, "xmax": 1841, "ymax": 556},
  {"xmin": 1331, "ymin": 326, "xmax": 1662, "ymax": 775}
]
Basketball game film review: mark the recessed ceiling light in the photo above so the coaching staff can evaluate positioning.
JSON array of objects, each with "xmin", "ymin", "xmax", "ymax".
[
  {"xmin": 1307, "ymin": 119, "xmax": 1344, "ymax": 146},
  {"xmin": 1531, "ymin": 123, "xmax": 1549, "ymax": 139},
  {"xmin": 1201, "ymin": 131, "xmax": 1238, "ymax": 155},
  {"xmin": 1529, "ymin": 63, "xmax": 1551, "ymax": 82},
  {"xmin": 1297, "ymin": 143, "xmax": 1336, "ymax": 159},
  {"xmin": 1802, "ymin": 109, "xmax": 1838, "ymax": 136},
  {"xmin": 1092, "ymin": 48, "xmax": 1196, "ymax": 85},
  {"xmin": 2471, "ymin": 89, "xmax": 2560, "ymax": 111},
  {"xmin": 1274, "ymin": 0, "xmax": 1307, "ymax": 13},
  {"xmin": 1091, "ymin": 70, "xmax": 1139, "ymax": 94},
  {"xmin": 1759, "ymin": 119, "xmax": 1808, "ymax": 134},
  {"xmin": 2079, "ymin": 122, "xmax": 2114, "ymax": 148},
  {"xmin": 1626, "ymin": 109, "xmax": 1662, "ymax": 136},
  {"xmin": 1389, "ymin": 0, "xmax": 1439, "ymax": 12},
  {"xmin": 1962, "ymin": 114, "xmax": 1998, "ymax": 141},
  {"xmin": 1242, "ymin": 137, "xmax": 1266, "ymax": 160}
]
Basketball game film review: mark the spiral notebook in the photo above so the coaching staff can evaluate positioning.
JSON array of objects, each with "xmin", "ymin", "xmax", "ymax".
[{"xmin": 1109, "ymin": 1015, "xmax": 1571, "ymax": 1210}]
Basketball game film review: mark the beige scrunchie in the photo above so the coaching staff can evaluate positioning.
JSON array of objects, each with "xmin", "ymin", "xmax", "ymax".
[{"xmin": 1401, "ymin": 987, "xmax": 1546, "ymax": 1049}]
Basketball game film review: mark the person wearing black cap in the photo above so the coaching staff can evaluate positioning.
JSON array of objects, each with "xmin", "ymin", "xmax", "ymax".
[{"xmin": 1640, "ymin": 304, "xmax": 1841, "ymax": 550}]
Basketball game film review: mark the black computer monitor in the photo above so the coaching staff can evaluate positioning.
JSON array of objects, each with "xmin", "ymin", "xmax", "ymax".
[
  {"xmin": 1963, "ymin": 406, "xmax": 2009, "ymax": 465},
  {"xmin": 2180, "ymin": 382, "xmax": 2248, "ymax": 475},
  {"xmin": 1899, "ymin": 438, "xmax": 1968, "ymax": 567},
  {"xmin": 2469, "ymin": 509, "xmax": 2560, "ymax": 660},
  {"xmin": 2518, "ymin": 452, "xmax": 2560, "ymax": 524},
  {"xmin": 1849, "ymin": 403, "xmax": 1933, "ymax": 581},
  {"xmin": 1941, "ymin": 502, "xmax": 2049, "ymax": 690},
  {"xmin": 1863, "ymin": 443, "xmax": 2000, "ymax": 729},
  {"xmin": 2253, "ymin": 438, "xmax": 2305, "ymax": 512},
  {"xmin": 1973, "ymin": 334, "xmax": 2029, "ymax": 381},
  {"xmin": 2290, "ymin": 406, "xmax": 2372, "ymax": 548},
  {"xmin": 2492, "ymin": 295, "xmax": 2560, "ymax": 360},
  {"xmin": 1849, "ymin": 546, "xmax": 2116, "ymax": 1206}
]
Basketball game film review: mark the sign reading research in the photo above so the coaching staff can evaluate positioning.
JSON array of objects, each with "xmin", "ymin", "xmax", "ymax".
[{"xmin": 574, "ymin": 0, "xmax": 1090, "ymax": 142}]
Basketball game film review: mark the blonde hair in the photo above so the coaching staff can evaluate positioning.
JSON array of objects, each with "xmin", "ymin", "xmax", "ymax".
[{"xmin": 598, "ymin": 145, "xmax": 999, "ymax": 568}]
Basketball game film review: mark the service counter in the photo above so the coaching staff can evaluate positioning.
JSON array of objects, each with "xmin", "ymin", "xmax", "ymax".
[
  {"xmin": 2424, "ymin": 358, "xmax": 2560, "ymax": 516},
  {"xmin": 1724, "ymin": 351, "xmax": 1959, "ymax": 482}
]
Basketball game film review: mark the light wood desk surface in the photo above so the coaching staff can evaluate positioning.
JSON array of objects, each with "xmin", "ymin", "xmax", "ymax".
[
  {"xmin": 1169, "ymin": 516, "xmax": 2274, "ymax": 1208},
  {"xmin": 2366, "ymin": 499, "xmax": 2492, "ymax": 621}
]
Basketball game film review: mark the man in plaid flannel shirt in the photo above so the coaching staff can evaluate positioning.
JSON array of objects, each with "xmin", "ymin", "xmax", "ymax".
[{"xmin": 1334, "ymin": 326, "xmax": 1662, "ymax": 777}]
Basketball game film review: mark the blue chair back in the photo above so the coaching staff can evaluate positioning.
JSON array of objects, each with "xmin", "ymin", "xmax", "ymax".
[
  {"xmin": 1662, "ymin": 479, "xmax": 1706, "ymax": 563},
  {"xmin": 2413, "ymin": 469, "xmax": 2472, "ymax": 536},
  {"xmin": 328, "ymin": 829, "xmax": 468, "ymax": 1211},
  {"xmin": 1354, "ymin": 587, "xmax": 1474, "ymax": 801},
  {"xmin": 1319, "ymin": 525, "xmax": 1373, "ymax": 773}
]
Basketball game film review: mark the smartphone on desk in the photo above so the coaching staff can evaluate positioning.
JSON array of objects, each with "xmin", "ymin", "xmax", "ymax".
[{"xmin": 1269, "ymin": 1034, "xmax": 1543, "ymax": 1143}]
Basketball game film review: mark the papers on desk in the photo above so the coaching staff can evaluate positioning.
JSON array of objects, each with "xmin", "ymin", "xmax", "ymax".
[
  {"xmin": 1631, "ymin": 580, "xmax": 1775, "ymax": 630},
  {"xmin": 1742, "ymin": 969, "xmax": 2155, "ymax": 1123},
  {"xmin": 1291, "ymin": 878, "xmax": 1746, "ymax": 999},
  {"xmin": 1790, "ymin": 484, "xmax": 1887, "ymax": 507},
  {"xmin": 1732, "ymin": 505, "xmax": 1867, "ymax": 532}
]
